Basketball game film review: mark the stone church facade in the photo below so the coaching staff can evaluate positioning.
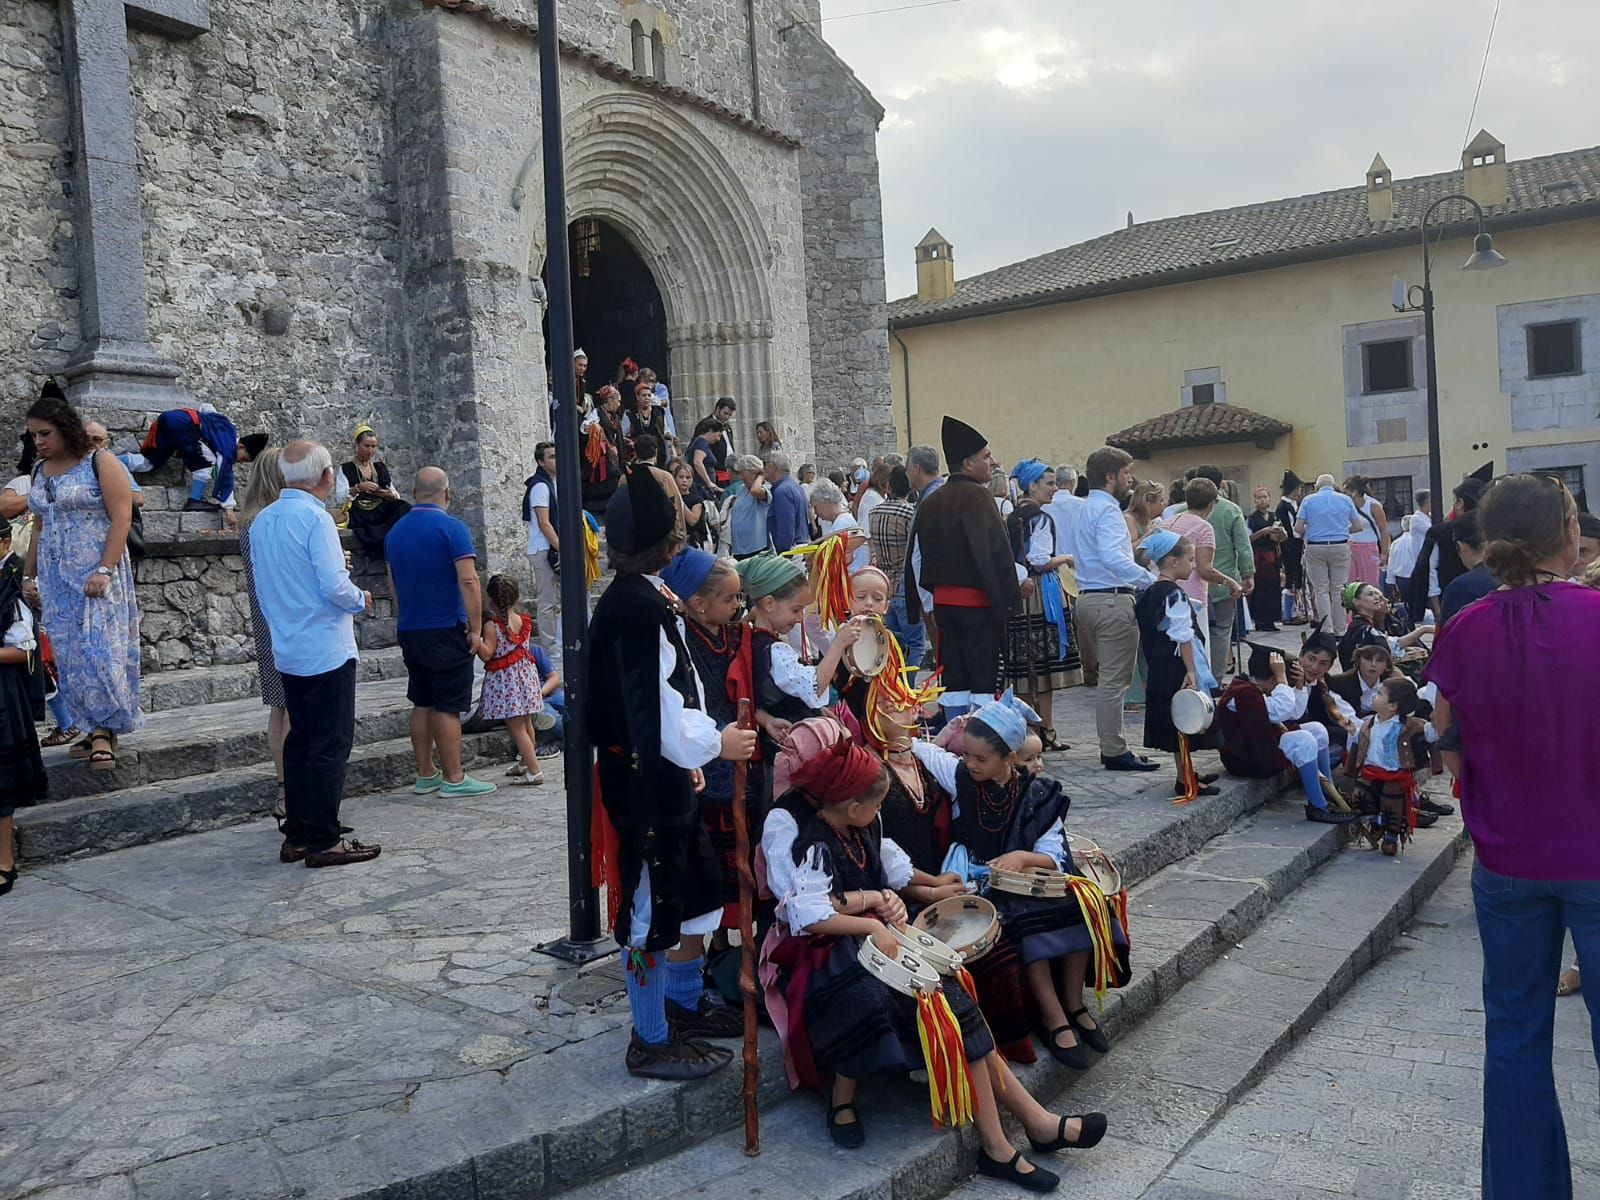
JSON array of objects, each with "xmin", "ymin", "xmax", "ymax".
[{"xmin": 0, "ymin": 0, "xmax": 894, "ymax": 565}]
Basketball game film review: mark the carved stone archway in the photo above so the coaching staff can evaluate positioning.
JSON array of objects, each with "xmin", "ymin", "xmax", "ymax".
[{"xmin": 561, "ymin": 92, "xmax": 777, "ymax": 444}]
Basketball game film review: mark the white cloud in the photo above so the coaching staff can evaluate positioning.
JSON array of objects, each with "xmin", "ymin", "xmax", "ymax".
[{"xmin": 818, "ymin": 0, "xmax": 1600, "ymax": 298}]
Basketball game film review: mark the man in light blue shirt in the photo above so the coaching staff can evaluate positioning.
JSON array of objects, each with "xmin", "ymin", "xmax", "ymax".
[
  {"xmin": 1075, "ymin": 447, "xmax": 1160, "ymax": 771},
  {"xmin": 249, "ymin": 440, "xmax": 379, "ymax": 868},
  {"xmin": 1294, "ymin": 474, "xmax": 1363, "ymax": 635}
]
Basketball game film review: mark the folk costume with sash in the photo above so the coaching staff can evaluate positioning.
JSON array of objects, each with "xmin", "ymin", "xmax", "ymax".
[
  {"xmin": 759, "ymin": 731, "xmax": 992, "ymax": 1102},
  {"xmin": 1004, "ymin": 462, "xmax": 1081, "ymax": 692},
  {"xmin": 905, "ymin": 417, "xmax": 1023, "ymax": 715},
  {"xmin": 912, "ymin": 698, "xmax": 1130, "ymax": 1061},
  {"xmin": 1215, "ymin": 646, "xmax": 1337, "ymax": 812},
  {"xmin": 586, "ymin": 465, "xmax": 732, "ymax": 1078},
  {"xmin": 135, "ymin": 404, "xmax": 267, "ymax": 508},
  {"xmin": 732, "ymin": 554, "xmax": 824, "ymax": 766},
  {"xmin": 339, "ymin": 426, "xmax": 411, "ymax": 560},
  {"xmin": 1347, "ymin": 711, "xmax": 1435, "ymax": 853},
  {"xmin": 0, "ymin": 545, "xmax": 46, "ymax": 815}
]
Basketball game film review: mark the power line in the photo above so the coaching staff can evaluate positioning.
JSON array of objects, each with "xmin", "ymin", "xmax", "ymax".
[
  {"xmin": 1460, "ymin": 0, "xmax": 1504, "ymax": 153},
  {"xmin": 823, "ymin": 0, "xmax": 966, "ymax": 23}
]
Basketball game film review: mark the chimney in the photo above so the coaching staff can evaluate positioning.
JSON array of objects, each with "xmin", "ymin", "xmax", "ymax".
[
  {"xmin": 1461, "ymin": 129, "xmax": 1508, "ymax": 210},
  {"xmin": 915, "ymin": 228, "xmax": 955, "ymax": 303},
  {"xmin": 1366, "ymin": 153, "xmax": 1393, "ymax": 223}
]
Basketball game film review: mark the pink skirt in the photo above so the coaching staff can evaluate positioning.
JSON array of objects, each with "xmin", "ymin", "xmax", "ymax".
[{"xmin": 1349, "ymin": 541, "xmax": 1381, "ymax": 586}]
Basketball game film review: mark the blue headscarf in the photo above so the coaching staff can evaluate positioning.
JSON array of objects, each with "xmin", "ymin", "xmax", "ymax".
[
  {"xmin": 1011, "ymin": 459, "xmax": 1049, "ymax": 494},
  {"xmin": 971, "ymin": 690, "xmax": 1041, "ymax": 753},
  {"xmin": 1141, "ymin": 528, "xmax": 1181, "ymax": 563},
  {"xmin": 662, "ymin": 546, "xmax": 717, "ymax": 599}
]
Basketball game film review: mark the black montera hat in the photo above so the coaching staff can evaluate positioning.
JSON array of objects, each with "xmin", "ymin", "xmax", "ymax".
[
  {"xmin": 1300, "ymin": 618, "xmax": 1339, "ymax": 659},
  {"xmin": 240, "ymin": 432, "xmax": 269, "ymax": 459},
  {"xmin": 606, "ymin": 462, "xmax": 677, "ymax": 553},
  {"xmin": 941, "ymin": 415, "xmax": 986, "ymax": 469}
]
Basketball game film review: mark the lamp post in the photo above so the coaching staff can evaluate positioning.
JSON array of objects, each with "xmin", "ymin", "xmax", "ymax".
[{"xmin": 1409, "ymin": 194, "xmax": 1509, "ymax": 515}]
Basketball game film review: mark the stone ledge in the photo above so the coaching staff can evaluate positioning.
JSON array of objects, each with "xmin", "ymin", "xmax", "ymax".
[{"xmin": 138, "ymin": 645, "xmax": 406, "ymax": 712}]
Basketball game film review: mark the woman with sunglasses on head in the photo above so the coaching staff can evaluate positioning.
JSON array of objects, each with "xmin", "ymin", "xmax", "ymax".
[
  {"xmin": 1425, "ymin": 473, "xmax": 1600, "ymax": 1200},
  {"xmin": 21, "ymin": 386, "xmax": 142, "ymax": 772}
]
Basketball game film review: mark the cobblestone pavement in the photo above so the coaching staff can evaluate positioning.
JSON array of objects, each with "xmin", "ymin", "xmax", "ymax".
[{"xmin": 1143, "ymin": 858, "xmax": 1600, "ymax": 1200}]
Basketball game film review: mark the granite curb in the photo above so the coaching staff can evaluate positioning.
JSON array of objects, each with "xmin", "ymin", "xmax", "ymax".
[{"xmin": 138, "ymin": 646, "xmax": 408, "ymax": 712}]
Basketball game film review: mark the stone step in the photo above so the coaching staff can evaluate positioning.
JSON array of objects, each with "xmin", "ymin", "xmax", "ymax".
[
  {"xmin": 137, "ymin": 645, "xmax": 408, "ymax": 712},
  {"xmin": 148, "ymin": 772, "xmax": 1317, "ymax": 1200},
  {"xmin": 16, "ymin": 724, "xmax": 518, "ymax": 863},
  {"xmin": 37, "ymin": 677, "xmax": 420, "ymax": 805}
]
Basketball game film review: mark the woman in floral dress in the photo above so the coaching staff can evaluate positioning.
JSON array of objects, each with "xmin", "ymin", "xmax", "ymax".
[{"xmin": 22, "ymin": 393, "xmax": 141, "ymax": 770}]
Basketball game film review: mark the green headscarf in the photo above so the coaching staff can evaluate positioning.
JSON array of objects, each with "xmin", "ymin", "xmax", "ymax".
[
  {"xmin": 1340, "ymin": 582, "xmax": 1366, "ymax": 611},
  {"xmin": 737, "ymin": 552, "xmax": 806, "ymax": 601}
]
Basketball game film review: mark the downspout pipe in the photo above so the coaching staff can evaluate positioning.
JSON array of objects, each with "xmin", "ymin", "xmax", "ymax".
[
  {"xmin": 745, "ymin": 0, "xmax": 761, "ymax": 122},
  {"xmin": 892, "ymin": 330, "xmax": 912, "ymax": 449}
]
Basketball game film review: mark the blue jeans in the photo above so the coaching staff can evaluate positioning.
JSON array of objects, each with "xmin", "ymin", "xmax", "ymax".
[
  {"xmin": 1473, "ymin": 860, "xmax": 1600, "ymax": 1200},
  {"xmin": 884, "ymin": 593, "xmax": 925, "ymax": 671}
]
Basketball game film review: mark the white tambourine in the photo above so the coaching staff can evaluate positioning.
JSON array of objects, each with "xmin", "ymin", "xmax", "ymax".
[
  {"xmin": 858, "ymin": 937, "xmax": 941, "ymax": 997},
  {"xmin": 912, "ymin": 894, "xmax": 1000, "ymax": 964},
  {"xmin": 1171, "ymin": 687, "xmax": 1215, "ymax": 736}
]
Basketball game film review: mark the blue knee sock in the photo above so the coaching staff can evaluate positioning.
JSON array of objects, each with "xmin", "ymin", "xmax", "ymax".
[
  {"xmin": 623, "ymin": 949, "xmax": 670, "ymax": 1044},
  {"xmin": 1317, "ymin": 746, "xmax": 1333, "ymax": 779},
  {"xmin": 1298, "ymin": 760, "xmax": 1327, "ymax": 808},
  {"xmin": 188, "ymin": 476, "xmax": 208, "ymax": 502},
  {"xmin": 48, "ymin": 692, "xmax": 73, "ymax": 729},
  {"xmin": 664, "ymin": 955, "xmax": 704, "ymax": 1009}
]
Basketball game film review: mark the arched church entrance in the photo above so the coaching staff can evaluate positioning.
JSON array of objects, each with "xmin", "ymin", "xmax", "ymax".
[{"xmin": 547, "ymin": 217, "xmax": 670, "ymax": 409}]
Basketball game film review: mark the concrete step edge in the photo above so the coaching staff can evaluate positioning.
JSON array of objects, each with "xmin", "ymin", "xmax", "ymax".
[
  {"xmin": 17, "ymin": 728, "xmax": 517, "ymax": 864},
  {"xmin": 137, "ymin": 646, "xmax": 408, "ymax": 712}
]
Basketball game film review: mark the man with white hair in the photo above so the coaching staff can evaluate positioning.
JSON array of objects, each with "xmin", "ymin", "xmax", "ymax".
[
  {"xmin": 1294, "ymin": 473, "xmax": 1362, "ymax": 633},
  {"xmin": 249, "ymin": 439, "xmax": 379, "ymax": 868},
  {"xmin": 1045, "ymin": 462, "xmax": 1082, "ymax": 562}
]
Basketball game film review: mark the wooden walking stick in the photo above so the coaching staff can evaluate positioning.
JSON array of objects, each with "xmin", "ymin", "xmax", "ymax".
[{"xmin": 731, "ymin": 697, "xmax": 761, "ymax": 1156}]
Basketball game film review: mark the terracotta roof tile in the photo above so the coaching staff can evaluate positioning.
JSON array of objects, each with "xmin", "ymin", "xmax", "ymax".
[
  {"xmin": 1106, "ymin": 403, "xmax": 1292, "ymax": 456},
  {"xmin": 890, "ymin": 143, "xmax": 1600, "ymax": 325}
]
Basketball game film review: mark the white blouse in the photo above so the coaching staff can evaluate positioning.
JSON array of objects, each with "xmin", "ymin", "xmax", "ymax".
[
  {"xmin": 762, "ymin": 807, "xmax": 914, "ymax": 935},
  {"xmin": 768, "ymin": 639, "xmax": 826, "ymax": 710},
  {"xmin": 907, "ymin": 741, "xmax": 1068, "ymax": 868},
  {"xmin": 3, "ymin": 601, "xmax": 35, "ymax": 651}
]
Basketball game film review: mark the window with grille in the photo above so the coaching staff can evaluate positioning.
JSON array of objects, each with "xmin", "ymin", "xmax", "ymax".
[
  {"xmin": 1546, "ymin": 465, "xmax": 1585, "ymax": 496},
  {"xmin": 1367, "ymin": 475, "xmax": 1413, "ymax": 522}
]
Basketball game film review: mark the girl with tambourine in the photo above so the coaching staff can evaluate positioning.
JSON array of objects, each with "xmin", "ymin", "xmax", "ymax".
[
  {"xmin": 759, "ymin": 719, "xmax": 1106, "ymax": 1189},
  {"xmin": 909, "ymin": 694, "xmax": 1131, "ymax": 1073}
]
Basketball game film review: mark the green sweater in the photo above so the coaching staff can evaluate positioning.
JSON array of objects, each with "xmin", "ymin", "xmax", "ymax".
[{"xmin": 1209, "ymin": 496, "xmax": 1253, "ymax": 604}]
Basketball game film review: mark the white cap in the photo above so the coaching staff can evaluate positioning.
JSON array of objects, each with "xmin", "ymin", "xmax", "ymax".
[{"xmin": 573, "ymin": 348, "xmax": 587, "ymax": 359}]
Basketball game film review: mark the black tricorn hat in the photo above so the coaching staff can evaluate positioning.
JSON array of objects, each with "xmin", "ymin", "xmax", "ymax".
[
  {"xmin": 606, "ymin": 462, "xmax": 677, "ymax": 553},
  {"xmin": 941, "ymin": 415, "xmax": 986, "ymax": 469},
  {"xmin": 1281, "ymin": 469, "xmax": 1303, "ymax": 492},
  {"xmin": 1300, "ymin": 617, "xmax": 1339, "ymax": 660},
  {"xmin": 38, "ymin": 377, "xmax": 65, "ymax": 402},
  {"xmin": 1468, "ymin": 460, "xmax": 1494, "ymax": 483},
  {"xmin": 240, "ymin": 432, "xmax": 269, "ymax": 460},
  {"xmin": 1246, "ymin": 642, "xmax": 1277, "ymax": 680}
]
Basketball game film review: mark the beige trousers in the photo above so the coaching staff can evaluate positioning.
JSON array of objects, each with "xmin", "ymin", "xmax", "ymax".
[
  {"xmin": 1075, "ymin": 591, "xmax": 1141, "ymax": 758},
  {"xmin": 1304, "ymin": 542, "xmax": 1352, "ymax": 635},
  {"xmin": 528, "ymin": 551, "xmax": 562, "ymax": 669}
]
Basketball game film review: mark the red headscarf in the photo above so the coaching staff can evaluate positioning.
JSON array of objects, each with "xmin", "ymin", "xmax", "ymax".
[{"xmin": 788, "ymin": 734, "xmax": 883, "ymax": 807}]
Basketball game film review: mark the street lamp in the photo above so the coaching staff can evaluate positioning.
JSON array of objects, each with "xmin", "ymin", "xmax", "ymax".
[{"xmin": 1403, "ymin": 194, "xmax": 1509, "ymax": 518}]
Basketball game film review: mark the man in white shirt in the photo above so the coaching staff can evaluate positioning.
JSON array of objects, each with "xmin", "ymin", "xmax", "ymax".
[
  {"xmin": 523, "ymin": 441, "xmax": 562, "ymax": 668},
  {"xmin": 1074, "ymin": 447, "xmax": 1159, "ymax": 771},
  {"xmin": 1045, "ymin": 463, "xmax": 1083, "ymax": 560},
  {"xmin": 249, "ymin": 440, "xmax": 379, "ymax": 869}
]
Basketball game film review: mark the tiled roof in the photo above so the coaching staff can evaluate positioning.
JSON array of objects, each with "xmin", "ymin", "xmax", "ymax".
[
  {"xmin": 889, "ymin": 141, "xmax": 1600, "ymax": 326},
  {"xmin": 1106, "ymin": 403, "xmax": 1292, "ymax": 457}
]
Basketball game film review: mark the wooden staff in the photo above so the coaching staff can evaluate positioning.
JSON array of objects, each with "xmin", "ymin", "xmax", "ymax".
[{"xmin": 731, "ymin": 697, "xmax": 760, "ymax": 1156}]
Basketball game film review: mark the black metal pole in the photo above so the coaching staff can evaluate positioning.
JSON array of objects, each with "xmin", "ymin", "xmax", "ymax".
[
  {"xmin": 1422, "ymin": 267, "xmax": 1444, "ymax": 528},
  {"xmin": 533, "ymin": 0, "xmax": 608, "ymax": 963}
]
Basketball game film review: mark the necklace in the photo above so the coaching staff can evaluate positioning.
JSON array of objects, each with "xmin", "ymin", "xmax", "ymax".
[
  {"xmin": 686, "ymin": 618, "xmax": 730, "ymax": 656},
  {"xmin": 886, "ymin": 751, "xmax": 928, "ymax": 812},
  {"xmin": 837, "ymin": 824, "xmax": 870, "ymax": 871},
  {"xmin": 976, "ymin": 773, "xmax": 1020, "ymax": 833}
]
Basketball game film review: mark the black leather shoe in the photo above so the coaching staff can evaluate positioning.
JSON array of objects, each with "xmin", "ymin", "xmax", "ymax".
[
  {"xmin": 1028, "ymin": 1111, "xmax": 1108, "ymax": 1153},
  {"xmin": 1414, "ymin": 809, "xmax": 1439, "ymax": 829},
  {"xmin": 976, "ymin": 1148, "xmax": 1058, "ymax": 1193},
  {"xmin": 1065, "ymin": 1006, "xmax": 1110, "ymax": 1054},
  {"xmin": 1101, "ymin": 752, "xmax": 1159, "ymax": 772},
  {"xmin": 1174, "ymin": 781, "xmax": 1221, "ymax": 797},
  {"xmin": 666, "ymin": 995, "xmax": 743, "ymax": 1040},
  {"xmin": 1419, "ymin": 797, "xmax": 1454, "ymax": 817},
  {"xmin": 624, "ymin": 1032, "xmax": 731, "ymax": 1080},
  {"xmin": 1045, "ymin": 1025, "xmax": 1089, "ymax": 1070},
  {"xmin": 304, "ymin": 838, "xmax": 382, "ymax": 868},
  {"xmin": 826, "ymin": 1102, "xmax": 865, "ymax": 1149}
]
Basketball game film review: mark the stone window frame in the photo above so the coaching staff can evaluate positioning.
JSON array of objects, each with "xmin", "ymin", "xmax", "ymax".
[
  {"xmin": 1361, "ymin": 337, "xmax": 1414, "ymax": 394},
  {"xmin": 619, "ymin": 5, "xmax": 677, "ymax": 85},
  {"xmin": 1526, "ymin": 319, "xmax": 1583, "ymax": 380},
  {"xmin": 1180, "ymin": 366, "xmax": 1225, "ymax": 408},
  {"xmin": 1342, "ymin": 316, "xmax": 1425, "ymax": 449}
]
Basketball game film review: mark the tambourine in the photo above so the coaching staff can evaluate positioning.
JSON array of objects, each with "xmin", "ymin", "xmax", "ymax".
[
  {"xmin": 843, "ymin": 614, "xmax": 891, "ymax": 679},
  {"xmin": 1065, "ymin": 835, "xmax": 1123, "ymax": 896},
  {"xmin": 858, "ymin": 936, "xmax": 941, "ymax": 998},
  {"xmin": 890, "ymin": 924, "xmax": 965, "ymax": 977},
  {"xmin": 987, "ymin": 865, "xmax": 1073, "ymax": 898},
  {"xmin": 1171, "ymin": 687, "xmax": 1215, "ymax": 736},
  {"xmin": 912, "ymin": 894, "xmax": 1000, "ymax": 964}
]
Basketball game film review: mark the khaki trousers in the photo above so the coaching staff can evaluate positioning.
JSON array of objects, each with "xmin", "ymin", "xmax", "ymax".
[
  {"xmin": 1075, "ymin": 591, "xmax": 1140, "ymax": 758},
  {"xmin": 528, "ymin": 552, "xmax": 562, "ymax": 669},
  {"xmin": 1304, "ymin": 542, "xmax": 1352, "ymax": 635},
  {"xmin": 1208, "ymin": 596, "xmax": 1237, "ymax": 683}
]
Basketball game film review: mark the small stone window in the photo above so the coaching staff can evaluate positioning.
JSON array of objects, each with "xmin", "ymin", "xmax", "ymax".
[
  {"xmin": 650, "ymin": 28, "xmax": 665, "ymax": 80},
  {"xmin": 1191, "ymin": 383, "xmax": 1215, "ymax": 406},
  {"xmin": 1471, "ymin": 150, "xmax": 1498, "ymax": 167},
  {"xmin": 1528, "ymin": 320, "xmax": 1581, "ymax": 379},
  {"xmin": 630, "ymin": 20, "xmax": 648, "ymax": 74},
  {"xmin": 1362, "ymin": 338, "xmax": 1412, "ymax": 393}
]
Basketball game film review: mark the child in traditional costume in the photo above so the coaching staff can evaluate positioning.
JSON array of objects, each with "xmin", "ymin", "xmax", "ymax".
[
  {"xmin": 0, "ymin": 518, "xmax": 46, "ymax": 895},
  {"xmin": 586, "ymin": 465, "xmax": 758, "ymax": 1080},
  {"xmin": 1132, "ymin": 530, "xmax": 1222, "ymax": 799},
  {"xmin": 1287, "ymin": 622, "xmax": 1359, "ymax": 760},
  {"xmin": 1215, "ymin": 644, "xmax": 1355, "ymax": 824},
  {"xmin": 910, "ymin": 695, "xmax": 1131, "ymax": 1070},
  {"xmin": 760, "ymin": 719, "xmax": 1105, "ymax": 1188},
  {"xmin": 1345, "ymin": 676, "xmax": 1436, "ymax": 856},
  {"xmin": 667, "ymin": 547, "xmax": 764, "ymax": 929}
]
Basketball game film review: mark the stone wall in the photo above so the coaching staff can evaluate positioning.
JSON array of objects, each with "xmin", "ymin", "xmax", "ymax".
[{"xmin": 785, "ymin": 20, "xmax": 896, "ymax": 468}]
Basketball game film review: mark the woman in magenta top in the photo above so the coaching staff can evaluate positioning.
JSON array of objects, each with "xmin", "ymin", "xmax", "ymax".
[{"xmin": 1425, "ymin": 473, "xmax": 1600, "ymax": 1200}]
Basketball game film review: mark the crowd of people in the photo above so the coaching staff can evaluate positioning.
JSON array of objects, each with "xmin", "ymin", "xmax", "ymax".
[{"xmin": 3, "ymin": 364, "xmax": 1597, "ymax": 1198}]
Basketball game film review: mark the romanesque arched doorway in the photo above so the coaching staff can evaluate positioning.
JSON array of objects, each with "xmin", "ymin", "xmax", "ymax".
[
  {"xmin": 550, "ymin": 217, "xmax": 670, "ymax": 407},
  {"xmin": 560, "ymin": 92, "xmax": 777, "ymax": 449}
]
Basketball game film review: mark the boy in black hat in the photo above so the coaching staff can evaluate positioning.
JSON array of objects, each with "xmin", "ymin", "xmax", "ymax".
[
  {"xmin": 904, "ymin": 416, "xmax": 1023, "ymax": 719},
  {"xmin": 586, "ymin": 463, "xmax": 758, "ymax": 1079},
  {"xmin": 127, "ymin": 403, "xmax": 268, "ymax": 520}
]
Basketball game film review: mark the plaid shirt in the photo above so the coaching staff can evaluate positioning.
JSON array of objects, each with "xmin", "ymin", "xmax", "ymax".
[{"xmin": 869, "ymin": 497, "xmax": 915, "ymax": 587}]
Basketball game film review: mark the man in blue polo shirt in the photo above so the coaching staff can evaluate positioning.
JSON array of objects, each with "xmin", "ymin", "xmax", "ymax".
[
  {"xmin": 386, "ymin": 467, "xmax": 495, "ymax": 796},
  {"xmin": 1294, "ymin": 473, "xmax": 1363, "ymax": 634}
]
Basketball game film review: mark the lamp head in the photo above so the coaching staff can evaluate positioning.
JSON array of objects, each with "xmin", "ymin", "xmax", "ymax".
[{"xmin": 1463, "ymin": 232, "xmax": 1509, "ymax": 271}]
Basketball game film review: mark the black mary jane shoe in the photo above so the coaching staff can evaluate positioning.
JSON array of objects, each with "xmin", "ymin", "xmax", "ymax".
[
  {"xmin": 826, "ymin": 1102, "xmax": 865, "ymax": 1149},
  {"xmin": 1173, "ymin": 780, "xmax": 1221, "ymax": 797},
  {"xmin": 1419, "ymin": 796, "xmax": 1455, "ymax": 817},
  {"xmin": 1028, "ymin": 1112, "xmax": 1108, "ymax": 1154},
  {"xmin": 1045, "ymin": 1025, "xmax": 1089, "ymax": 1070},
  {"xmin": 1065, "ymin": 1006, "xmax": 1110, "ymax": 1054},
  {"xmin": 976, "ymin": 1148, "xmax": 1059, "ymax": 1193},
  {"xmin": 0, "ymin": 866, "xmax": 17, "ymax": 897}
]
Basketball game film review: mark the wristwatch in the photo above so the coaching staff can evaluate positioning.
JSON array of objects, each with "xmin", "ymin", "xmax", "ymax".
[{"xmin": 92, "ymin": 566, "xmax": 114, "ymax": 579}]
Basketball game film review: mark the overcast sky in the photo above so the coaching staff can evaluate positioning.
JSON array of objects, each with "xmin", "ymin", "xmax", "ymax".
[{"xmin": 817, "ymin": 0, "xmax": 1600, "ymax": 301}]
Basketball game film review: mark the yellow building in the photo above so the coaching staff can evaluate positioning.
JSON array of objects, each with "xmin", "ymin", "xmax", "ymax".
[{"xmin": 889, "ymin": 132, "xmax": 1600, "ymax": 515}]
